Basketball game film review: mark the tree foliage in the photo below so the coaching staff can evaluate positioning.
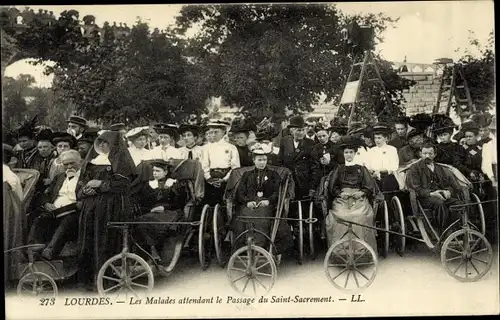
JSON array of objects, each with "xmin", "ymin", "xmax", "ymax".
[
  {"xmin": 457, "ymin": 31, "xmax": 495, "ymax": 113},
  {"xmin": 174, "ymin": 4, "xmax": 413, "ymax": 122}
]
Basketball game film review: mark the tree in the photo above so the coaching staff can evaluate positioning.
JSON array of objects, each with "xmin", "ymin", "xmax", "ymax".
[
  {"xmin": 174, "ymin": 4, "xmax": 414, "ymax": 123},
  {"xmin": 456, "ymin": 31, "xmax": 495, "ymax": 113},
  {"xmin": 49, "ymin": 21, "xmax": 211, "ymax": 126}
]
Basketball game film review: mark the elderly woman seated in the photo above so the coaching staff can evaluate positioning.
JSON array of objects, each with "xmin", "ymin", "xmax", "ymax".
[
  {"xmin": 325, "ymin": 135, "xmax": 379, "ymax": 253},
  {"xmin": 233, "ymin": 143, "xmax": 293, "ymax": 260},
  {"xmin": 134, "ymin": 159, "xmax": 190, "ymax": 274}
]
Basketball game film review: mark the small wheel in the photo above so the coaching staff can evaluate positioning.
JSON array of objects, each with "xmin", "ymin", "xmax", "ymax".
[
  {"xmin": 308, "ymin": 201, "xmax": 315, "ymax": 260},
  {"xmin": 17, "ymin": 272, "xmax": 58, "ymax": 297},
  {"xmin": 470, "ymin": 193, "xmax": 486, "ymax": 235},
  {"xmin": 227, "ymin": 245, "xmax": 277, "ymax": 297},
  {"xmin": 213, "ymin": 204, "xmax": 230, "ymax": 267},
  {"xmin": 297, "ymin": 201, "xmax": 304, "ymax": 264},
  {"xmin": 324, "ymin": 237, "xmax": 378, "ymax": 291},
  {"xmin": 198, "ymin": 204, "xmax": 212, "ymax": 270},
  {"xmin": 97, "ymin": 253, "xmax": 154, "ymax": 299},
  {"xmin": 441, "ymin": 229, "xmax": 493, "ymax": 282},
  {"xmin": 391, "ymin": 196, "xmax": 406, "ymax": 255}
]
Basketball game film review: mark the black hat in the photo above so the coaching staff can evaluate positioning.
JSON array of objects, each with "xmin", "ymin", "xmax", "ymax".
[
  {"xmin": 229, "ymin": 118, "xmax": 252, "ymax": 134},
  {"xmin": 339, "ymin": 135, "xmax": 364, "ymax": 150},
  {"xmin": 460, "ymin": 121, "xmax": 479, "ymax": 135},
  {"xmin": 408, "ymin": 113, "xmax": 433, "ymax": 132},
  {"xmin": 314, "ymin": 123, "xmax": 327, "ymax": 133},
  {"xmin": 109, "ymin": 123, "xmax": 126, "ymax": 131},
  {"xmin": 407, "ymin": 128, "xmax": 426, "ymax": 140},
  {"xmin": 150, "ymin": 158, "xmax": 170, "ymax": 170},
  {"xmin": 288, "ymin": 115, "xmax": 306, "ymax": 129},
  {"xmin": 52, "ymin": 132, "xmax": 77, "ymax": 148},
  {"xmin": 78, "ymin": 129, "xmax": 99, "ymax": 144},
  {"xmin": 17, "ymin": 116, "xmax": 39, "ymax": 139},
  {"xmin": 329, "ymin": 118, "xmax": 348, "ymax": 135},
  {"xmin": 67, "ymin": 116, "xmax": 88, "ymax": 128},
  {"xmin": 471, "ymin": 112, "xmax": 493, "ymax": 128},
  {"xmin": 347, "ymin": 122, "xmax": 367, "ymax": 135},
  {"xmin": 178, "ymin": 124, "xmax": 200, "ymax": 137},
  {"xmin": 432, "ymin": 116, "xmax": 457, "ymax": 134},
  {"xmin": 394, "ymin": 116, "xmax": 409, "ymax": 126},
  {"xmin": 153, "ymin": 123, "xmax": 178, "ymax": 137},
  {"xmin": 372, "ymin": 122, "xmax": 393, "ymax": 135},
  {"xmin": 36, "ymin": 129, "xmax": 54, "ymax": 143}
]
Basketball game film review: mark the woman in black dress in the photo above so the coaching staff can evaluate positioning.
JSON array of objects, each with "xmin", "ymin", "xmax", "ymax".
[
  {"xmin": 134, "ymin": 159, "xmax": 190, "ymax": 273},
  {"xmin": 76, "ymin": 130, "xmax": 136, "ymax": 290}
]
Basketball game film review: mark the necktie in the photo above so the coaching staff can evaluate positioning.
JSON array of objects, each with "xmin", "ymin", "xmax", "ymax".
[{"xmin": 188, "ymin": 151, "xmax": 193, "ymax": 160}]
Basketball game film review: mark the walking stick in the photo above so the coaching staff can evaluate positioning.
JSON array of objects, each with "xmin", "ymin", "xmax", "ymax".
[{"xmin": 269, "ymin": 176, "xmax": 289, "ymax": 255}]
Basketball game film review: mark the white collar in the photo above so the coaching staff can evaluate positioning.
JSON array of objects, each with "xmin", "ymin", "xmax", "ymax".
[
  {"xmin": 90, "ymin": 154, "xmax": 111, "ymax": 165},
  {"xmin": 159, "ymin": 144, "xmax": 172, "ymax": 150},
  {"xmin": 345, "ymin": 161, "xmax": 356, "ymax": 167},
  {"xmin": 149, "ymin": 178, "xmax": 176, "ymax": 189}
]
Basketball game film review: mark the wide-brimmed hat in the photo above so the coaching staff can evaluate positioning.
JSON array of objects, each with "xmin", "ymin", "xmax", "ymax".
[
  {"xmin": 460, "ymin": 121, "xmax": 480, "ymax": 135},
  {"xmin": 407, "ymin": 128, "xmax": 426, "ymax": 140},
  {"xmin": 206, "ymin": 119, "xmax": 230, "ymax": 130},
  {"xmin": 153, "ymin": 123, "xmax": 178, "ymax": 137},
  {"xmin": 347, "ymin": 122, "xmax": 366, "ymax": 135},
  {"xmin": 125, "ymin": 127, "xmax": 151, "ymax": 140},
  {"xmin": 150, "ymin": 158, "xmax": 170, "ymax": 169},
  {"xmin": 67, "ymin": 116, "xmax": 88, "ymax": 128},
  {"xmin": 178, "ymin": 124, "xmax": 200, "ymax": 137},
  {"xmin": 36, "ymin": 128, "xmax": 54, "ymax": 143},
  {"xmin": 288, "ymin": 115, "xmax": 306, "ymax": 129},
  {"xmin": 432, "ymin": 116, "xmax": 457, "ymax": 134},
  {"xmin": 371, "ymin": 122, "xmax": 393, "ymax": 135},
  {"xmin": 408, "ymin": 113, "xmax": 434, "ymax": 132},
  {"xmin": 394, "ymin": 116, "xmax": 409, "ymax": 126},
  {"xmin": 52, "ymin": 132, "xmax": 77, "ymax": 148},
  {"xmin": 229, "ymin": 118, "xmax": 252, "ymax": 134},
  {"xmin": 250, "ymin": 142, "xmax": 272, "ymax": 155},
  {"xmin": 339, "ymin": 135, "xmax": 364, "ymax": 150},
  {"xmin": 78, "ymin": 128, "xmax": 100, "ymax": 144},
  {"xmin": 329, "ymin": 118, "xmax": 348, "ymax": 135},
  {"xmin": 109, "ymin": 123, "xmax": 126, "ymax": 131}
]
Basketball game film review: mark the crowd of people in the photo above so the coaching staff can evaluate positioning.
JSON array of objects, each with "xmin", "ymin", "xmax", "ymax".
[{"xmin": 2, "ymin": 110, "xmax": 498, "ymax": 291}]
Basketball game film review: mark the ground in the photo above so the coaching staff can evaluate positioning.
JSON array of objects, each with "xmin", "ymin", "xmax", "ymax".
[{"xmin": 5, "ymin": 241, "xmax": 499, "ymax": 319}]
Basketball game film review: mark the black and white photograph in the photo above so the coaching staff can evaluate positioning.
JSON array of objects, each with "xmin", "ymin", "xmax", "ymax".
[{"xmin": 2, "ymin": 1, "xmax": 498, "ymax": 319}]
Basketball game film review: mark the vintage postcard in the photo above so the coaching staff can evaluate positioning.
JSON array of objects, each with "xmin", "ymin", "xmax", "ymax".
[{"xmin": 2, "ymin": 1, "xmax": 498, "ymax": 319}]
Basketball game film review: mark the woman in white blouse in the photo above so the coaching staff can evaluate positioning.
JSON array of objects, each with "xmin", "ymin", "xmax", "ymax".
[
  {"xmin": 365, "ymin": 123, "xmax": 400, "ymax": 194},
  {"xmin": 126, "ymin": 127, "xmax": 154, "ymax": 167}
]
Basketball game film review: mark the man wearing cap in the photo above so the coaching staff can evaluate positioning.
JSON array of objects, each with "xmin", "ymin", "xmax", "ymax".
[
  {"xmin": 76, "ymin": 128, "xmax": 100, "ymax": 159},
  {"xmin": 178, "ymin": 124, "xmax": 204, "ymax": 161},
  {"xmin": 365, "ymin": 123, "xmax": 400, "ymax": 193},
  {"xmin": 278, "ymin": 115, "xmax": 315, "ymax": 199},
  {"xmin": 398, "ymin": 113, "xmax": 433, "ymax": 168},
  {"xmin": 201, "ymin": 120, "xmax": 240, "ymax": 205},
  {"xmin": 67, "ymin": 116, "xmax": 88, "ymax": 140},
  {"xmin": 126, "ymin": 127, "xmax": 154, "ymax": 167},
  {"xmin": 28, "ymin": 150, "xmax": 83, "ymax": 260},
  {"xmin": 3, "ymin": 143, "xmax": 23, "ymax": 200},
  {"xmin": 28, "ymin": 129, "xmax": 57, "ymax": 187},
  {"xmin": 48, "ymin": 132, "xmax": 78, "ymax": 181},
  {"xmin": 388, "ymin": 116, "xmax": 410, "ymax": 150},
  {"xmin": 230, "ymin": 121, "xmax": 253, "ymax": 167},
  {"xmin": 150, "ymin": 124, "xmax": 182, "ymax": 161},
  {"xmin": 432, "ymin": 116, "xmax": 468, "ymax": 175}
]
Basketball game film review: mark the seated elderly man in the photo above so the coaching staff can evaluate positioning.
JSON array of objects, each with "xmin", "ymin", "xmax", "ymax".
[
  {"xmin": 406, "ymin": 143, "xmax": 463, "ymax": 234},
  {"xmin": 28, "ymin": 150, "xmax": 82, "ymax": 260}
]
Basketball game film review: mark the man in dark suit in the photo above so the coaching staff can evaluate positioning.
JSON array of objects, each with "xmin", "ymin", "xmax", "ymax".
[
  {"xmin": 28, "ymin": 150, "xmax": 82, "ymax": 260},
  {"xmin": 278, "ymin": 115, "xmax": 315, "ymax": 200},
  {"xmin": 311, "ymin": 124, "xmax": 340, "ymax": 191},
  {"xmin": 406, "ymin": 143, "xmax": 463, "ymax": 233}
]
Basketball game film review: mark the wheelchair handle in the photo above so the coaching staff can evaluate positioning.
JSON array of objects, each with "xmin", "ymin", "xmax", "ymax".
[
  {"xmin": 235, "ymin": 216, "xmax": 318, "ymax": 224},
  {"xmin": 107, "ymin": 221, "xmax": 201, "ymax": 227},
  {"xmin": 4, "ymin": 244, "xmax": 46, "ymax": 254}
]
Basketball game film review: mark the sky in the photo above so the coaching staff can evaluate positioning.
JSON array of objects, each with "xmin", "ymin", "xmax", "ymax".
[{"xmin": 4, "ymin": 1, "xmax": 495, "ymax": 88}]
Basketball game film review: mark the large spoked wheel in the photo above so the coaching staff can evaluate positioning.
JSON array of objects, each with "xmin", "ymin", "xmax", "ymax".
[
  {"xmin": 198, "ymin": 204, "xmax": 212, "ymax": 270},
  {"xmin": 213, "ymin": 204, "xmax": 231, "ymax": 267},
  {"xmin": 97, "ymin": 253, "xmax": 154, "ymax": 299},
  {"xmin": 324, "ymin": 238, "xmax": 378, "ymax": 291},
  {"xmin": 308, "ymin": 201, "xmax": 315, "ymax": 260},
  {"xmin": 441, "ymin": 229, "xmax": 493, "ymax": 282},
  {"xmin": 17, "ymin": 272, "xmax": 58, "ymax": 297},
  {"xmin": 227, "ymin": 245, "xmax": 277, "ymax": 297},
  {"xmin": 391, "ymin": 196, "xmax": 406, "ymax": 255},
  {"xmin": 470, "ymin": 193, "xmax": 486, "ymax": 235},
  {"xmin": 376, "ymin": 201, "xmax": 390, "ymax": 258},
  {"xmin": 297, "ymin": 201, "xmax": 304, "ymax": 264}
]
